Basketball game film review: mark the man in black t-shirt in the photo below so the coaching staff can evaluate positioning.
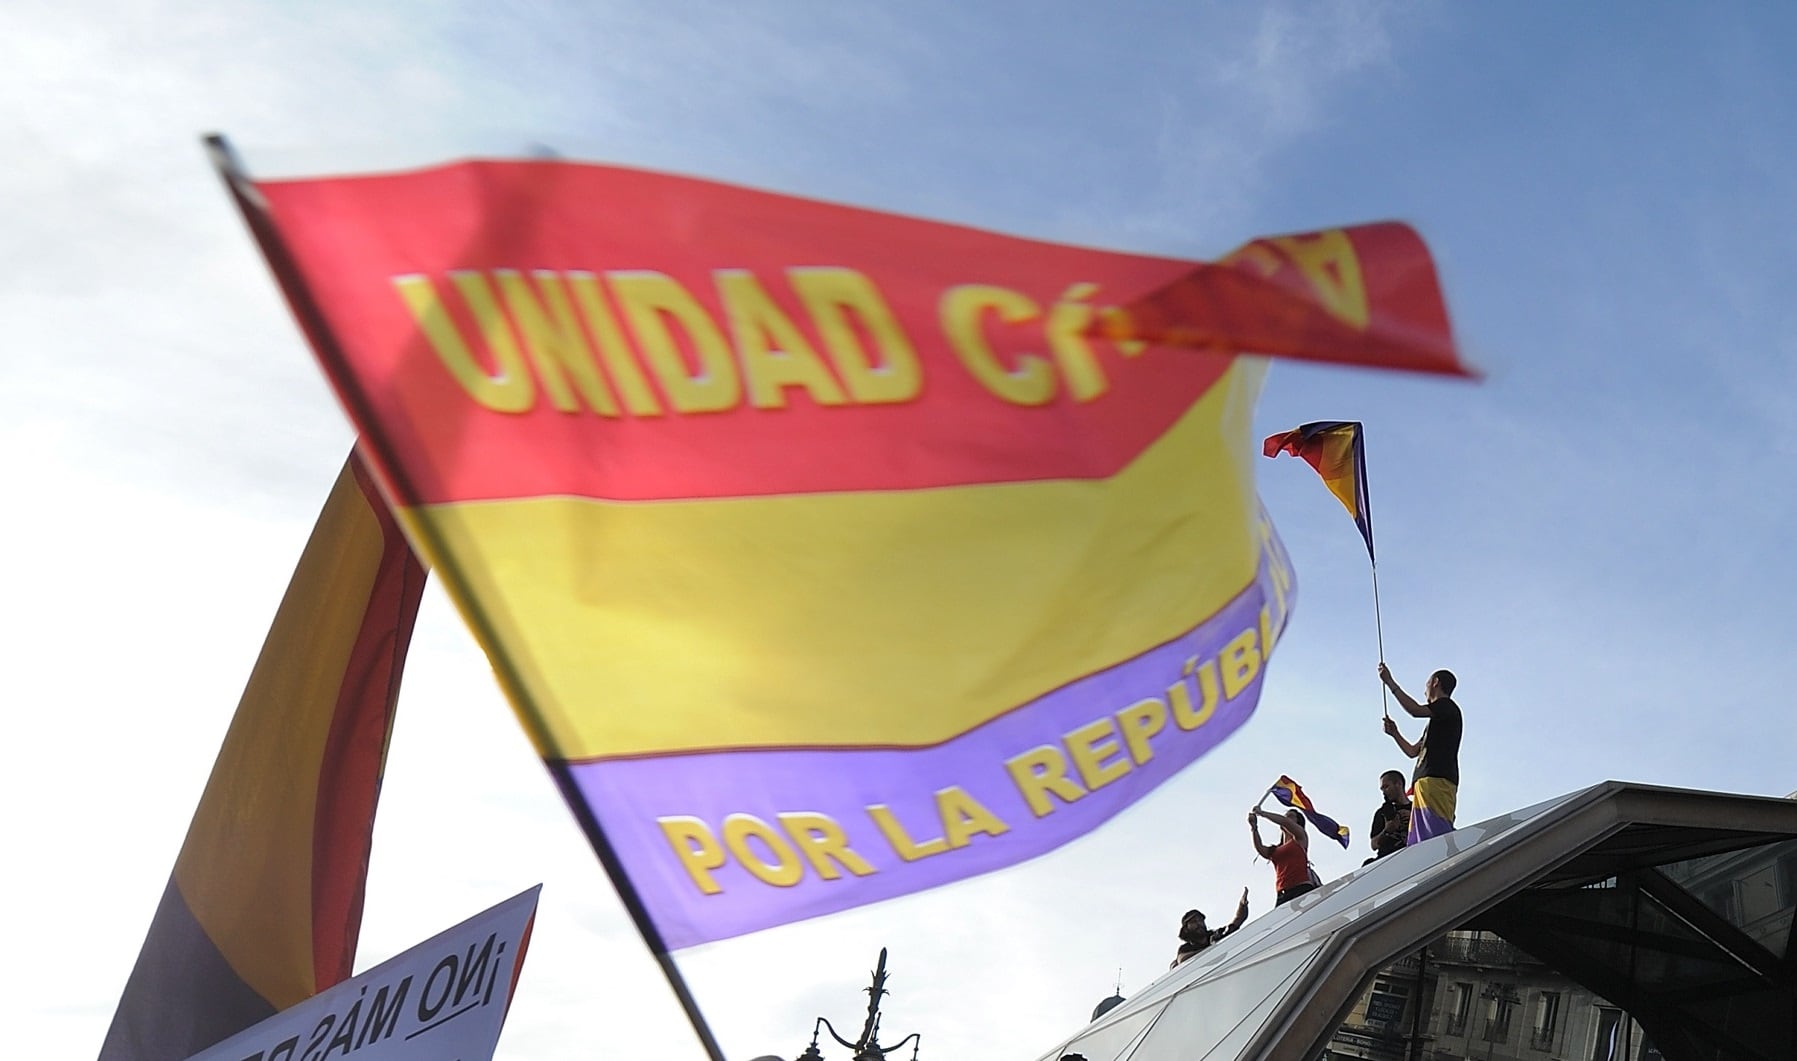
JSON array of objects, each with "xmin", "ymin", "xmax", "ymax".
[
  {"xmin": 1379, "ymin": 663, "xmax": 1462, "ymax": 844},
  {"xmin": 1365, "ymin": 769, "xmax": 1412, "ymax": 864}
]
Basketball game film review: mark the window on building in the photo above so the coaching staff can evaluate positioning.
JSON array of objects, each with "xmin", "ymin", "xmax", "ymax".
[
  {"xmin": 1446, "ymin": 982, "xmax": 1472, "ymax": 1037},
  {"xmin": 1483, "ymin": 989, "xmax": 1515, "ymax": 1043},
  {"xmin": 1590, "ymin": 1006, "xmax": 1624, "ymax": 1061},
  {"xmin": 1777, "ymin": 848, "xmax": 1797, "ymax": 905},
  {"xmin": 1740, "ymin": 864, "xmax": 1781, "ymax": 923},
  {"xmin": 1531, "ymin": 991, "xmax": 1561, "ymax": 1050}
]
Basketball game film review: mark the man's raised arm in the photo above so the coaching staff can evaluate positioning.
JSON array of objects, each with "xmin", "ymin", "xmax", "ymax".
[
  {"xmin": 1383, "ymin": 714, "xmax": 1421, "ymax": 759},
  {"xmin": 1379, "ymin": 662, "xmax": 1430, "ymax": 717}
]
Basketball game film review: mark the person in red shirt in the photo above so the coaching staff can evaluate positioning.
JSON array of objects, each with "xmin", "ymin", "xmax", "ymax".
[{"xmin": 1249, "ymin": 807, "xmax": 1315, "ymax": 905}]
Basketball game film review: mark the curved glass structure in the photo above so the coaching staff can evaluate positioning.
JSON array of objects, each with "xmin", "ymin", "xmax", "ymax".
[{"xmin": 1037, "ymin": 782, "xmax": 1797, "ymax": 1061}]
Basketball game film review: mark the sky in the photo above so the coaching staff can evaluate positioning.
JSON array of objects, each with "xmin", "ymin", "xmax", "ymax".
[{"xmin": 4, "ymin": 1, "xmax": 1796, "ymax": 1059}]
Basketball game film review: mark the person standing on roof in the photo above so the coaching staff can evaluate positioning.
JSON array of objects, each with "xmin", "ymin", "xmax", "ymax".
[
  {"xmin": 1170, "ymin": 889, "xmax": 1250, "ymax": 969},
  {"xmin": 1249, "ymin": 807, "xmax": 1316, "ymax": 905},
  {"xmin": 1364, "ymin": 769, "xmax": 1412, "ymax": 864},
  {"xmin": 1379, "ymin": 662, "xmax": 1462, "ymax": 843}
]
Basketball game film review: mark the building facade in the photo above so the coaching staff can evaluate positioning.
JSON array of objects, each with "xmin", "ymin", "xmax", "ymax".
[{"xmin": 1326, "ymin": 931, "xmax": 1660, "ymax": 1061}]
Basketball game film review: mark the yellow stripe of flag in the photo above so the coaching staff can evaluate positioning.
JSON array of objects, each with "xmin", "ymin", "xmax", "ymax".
[
  {"xmin": 172, "ymin": 463, "xmax": 396, "ymax": 1007},
  {"xmin": 403, "ymin": 360, "xmax": 1265, "ymax": 761}
]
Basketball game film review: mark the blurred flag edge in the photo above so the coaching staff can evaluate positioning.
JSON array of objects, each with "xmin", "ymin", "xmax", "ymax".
[{"xmin": 98, "ymin": 450, "xmax": 427, "ymax": 1061}]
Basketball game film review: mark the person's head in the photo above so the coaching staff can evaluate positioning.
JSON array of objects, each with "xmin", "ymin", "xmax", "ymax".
[
  {"xmin": 1379, "ymin": 770, "xmax": 1406, "ymax": 801},
  {"xmin": 1426, "ymin": 669, "xmax": 1457, "ymax": 701},
  {"xmin": 1179, "ymin": 908, "xmax": 1207, "ymax": 942},
  {"xmin": 1285, "ymin": 809, "xmax": 1306, "ymax": 831}
]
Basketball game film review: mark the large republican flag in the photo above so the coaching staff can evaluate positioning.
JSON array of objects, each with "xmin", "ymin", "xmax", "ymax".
[
  {"xmin": 100, "ymin": 452, "xmax": 426, "ymax": 1061},
  {"xmin": 210, "ymin": 142, "xmax": 1462, "ymax": 1051}
]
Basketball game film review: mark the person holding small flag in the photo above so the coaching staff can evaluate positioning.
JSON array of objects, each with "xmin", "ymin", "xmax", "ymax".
[
  {"xmin": 1379, "ymin": 663, "xmax": 1462, "ymax": 843},
  {"xmin": 1252, "ymin": 774, "xmax": 1350, "ymax": 905},
  {"xmin": 1248, "ymin": 807, "xmax": 1315, "ymax": 906}
]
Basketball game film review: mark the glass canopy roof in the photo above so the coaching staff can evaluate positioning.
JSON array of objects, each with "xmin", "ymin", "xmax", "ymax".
[{"xmin": 1036, "ymin": 782, "xmax": 1797, "ymax": 1061}]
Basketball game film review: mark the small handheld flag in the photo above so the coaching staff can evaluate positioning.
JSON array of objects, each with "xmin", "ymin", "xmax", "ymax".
[
  {"xmin": 1271, "ymin": 774, "xmax": 1351, "ymax": 849},
  {"xmin": 1262, "ymin": 421, "xmax": 1373, "ymax": 564}
]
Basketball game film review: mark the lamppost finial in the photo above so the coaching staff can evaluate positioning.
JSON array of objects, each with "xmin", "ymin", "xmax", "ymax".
[{"xmin": 797, "ymin": 949, "xmax": 920, "ymax": 1061}]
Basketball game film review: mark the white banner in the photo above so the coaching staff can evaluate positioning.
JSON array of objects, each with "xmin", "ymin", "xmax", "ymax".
[{"xmin": 188, "ymin": 886, "xmax": 540, "ymax": 1061}]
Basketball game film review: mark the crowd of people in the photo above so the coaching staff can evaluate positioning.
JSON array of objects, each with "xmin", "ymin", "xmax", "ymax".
[{"xmin": 1169, "ymin": 661, "xmax": 1464, "ymax": 970}]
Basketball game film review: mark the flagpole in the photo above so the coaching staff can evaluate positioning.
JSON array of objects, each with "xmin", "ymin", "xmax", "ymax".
[{"xmin": 1372, "ymin": 559, "xmax": 1390, "ymax": 717}]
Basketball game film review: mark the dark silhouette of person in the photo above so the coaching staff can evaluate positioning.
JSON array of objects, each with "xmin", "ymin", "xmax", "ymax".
[
  {"xmin": 1364, "ymin": 769, "xmax": 1411, "ymax": 864},
  {"xmin": 1170, "ymin": 889, "xmax": 1249, "ymax": 968}
]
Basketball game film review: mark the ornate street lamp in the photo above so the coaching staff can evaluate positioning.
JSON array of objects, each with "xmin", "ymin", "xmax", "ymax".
[{"xmin": 794, "ymin": 948, "xmax": 921, "ymax": 1061}]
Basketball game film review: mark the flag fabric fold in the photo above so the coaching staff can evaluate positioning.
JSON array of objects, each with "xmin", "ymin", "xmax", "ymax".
[
  {"xmin": 215, "ymin": 150, "xmax": 1458, "ymax": 967},
  {"xmin": 1263, "ymin": 420, "xmax": 1375, "ymax": 564},
  {"xmin": 1091, "ymin": 222, "xmax": 1469, "ymax": 379},
  {"xmin": 100, "ymin": 451, "xmax": 427, "ymax": 1061},
  {"xmin": 1271, "ymin": 774, "xmax": 1351, "ymax": 849}
]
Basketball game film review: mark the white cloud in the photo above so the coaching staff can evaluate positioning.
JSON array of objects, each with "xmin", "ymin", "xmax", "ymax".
[{"xmin": 1109, "ymin": 0, "xmax": 1402, "ymax": 249}]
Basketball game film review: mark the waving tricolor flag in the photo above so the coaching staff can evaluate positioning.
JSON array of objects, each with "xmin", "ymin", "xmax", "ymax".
[
  {"xmin": 1262, "ymin": 420, "xmax": 1375, "ymax": 564},
  {"xmin": 1271, "ymin": 775, "xmax": 1351, "ymax": 849},
  {"xmin": 213, "ymin": 141, "xmax": 1461, "ymax": 1059}
]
